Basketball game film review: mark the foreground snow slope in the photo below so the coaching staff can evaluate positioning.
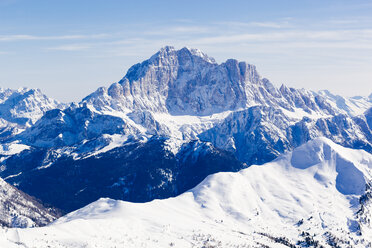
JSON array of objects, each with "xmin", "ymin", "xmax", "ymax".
[{"xmin": 1, "ymin": 138, "xmax": 371, "ymax": 247}]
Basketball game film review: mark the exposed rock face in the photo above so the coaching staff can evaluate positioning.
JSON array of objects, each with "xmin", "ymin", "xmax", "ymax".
[
  {"xmin": 200, "ymin": 106, "xmax": 372, "ymax": 164},
  {"xmin": 83, "ymin": 46, "xmax": 339, "ymax": 116},
  {"xmin": 18, "ymin": 104, "xmax": 136, "ymax": 148},
  {"xmin": 0, "ymin": 88, "xmax": 63, "ymax": 125}
]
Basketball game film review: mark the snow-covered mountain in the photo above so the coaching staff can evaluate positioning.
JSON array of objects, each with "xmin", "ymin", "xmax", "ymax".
[
  {"xmin": 1, "ymin": 138, "xmax": 371, "ymax": 247},
  {"xmin": 0, "ymin": 47, "xmax": 371, "ymax": 213},
  {"xmin": 15, "ymin": 47, "xmax": 371, "ymax": 151},
  {"xmin": 83, "ymin": 46, "xmax": 340, "ymax": 116},
  {"xmin": 316, "ymin": 90, "xmax": 372, "ymax": 117},
  {"xmin": 0, "ymin": 177, "xmax": 60, "ymax": 228},
  {"xmin": 5, "ymin": 47, "xmax": 370, "ymax": 149},
  {"xmin": 0, "ymin": 87, "xmax": 64, "ymax": 141},
  {"xmin": 200, "ymin": 105, "xmax": 372, "ymax": 164}
]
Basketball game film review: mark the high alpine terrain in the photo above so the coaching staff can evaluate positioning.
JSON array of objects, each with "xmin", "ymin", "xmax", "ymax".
[
  {"xmin": 0, "ymin": 46, "xmax": 371, "ymax": 213},
  {"xmin": 0, "ymin": 87, "xmax": 64, "ymax": 141}
]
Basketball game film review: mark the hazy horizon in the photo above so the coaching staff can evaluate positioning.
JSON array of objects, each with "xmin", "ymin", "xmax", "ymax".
[{"xmin": 1, "ymin": 0, "xmax": 371, "ymax": 102}]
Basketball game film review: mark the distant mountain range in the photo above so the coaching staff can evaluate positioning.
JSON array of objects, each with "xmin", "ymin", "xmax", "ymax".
[
  {"xmin": 0, "ymin": 87, "xmax": 64, "ymax": 142},
  {"xmin": 0, "ymin": 47, "xmax": 371, "ymax": 233}
]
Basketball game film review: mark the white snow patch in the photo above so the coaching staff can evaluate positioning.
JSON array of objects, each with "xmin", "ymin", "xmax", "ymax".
[
  {"xmin": 280, "ymin": 107, "xmax": 332, "ymax": 122},
  {"xmin": 0, "ymin": 143, "xmax": 30, "ymax": 156},
  {"xmin": 36, "ymin": 163, "xmax": 53, "ymax": 170},
  {"xmin": 85, "ymin": 134, "xmax": 132, "ymax": 157},
  {"xmin": 4, "ymin": 172, "xmax": 22, "ymax": 180},
  {"xmin": 153, "ymin": 110, "xmax": 234, "ymax": 139}
]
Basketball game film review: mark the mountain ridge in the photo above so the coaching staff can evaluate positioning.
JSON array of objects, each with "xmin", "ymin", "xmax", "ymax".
[{"xmin": 83, "ymin": 46, "xmax": 343, "ymax": 117}]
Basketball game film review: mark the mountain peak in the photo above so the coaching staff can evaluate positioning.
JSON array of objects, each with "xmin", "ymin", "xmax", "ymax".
[
  {"xmin": 83, "ymin": 47, "xmax": 371, "ymax": 117},
  {"xmin": 86, "ymin": 46, "xmax": 252, "ymax": 115},
  {"xmin": 160, "ymin": 45, "xmax": 175, "ymax": 52},
  {"xmin": 150, "ymin": 45, "xmax": 176, "ymax": 60},
  {"xmin": 148, "ymin": 46, "xmax": 217, "ymax": 65},
  {"xmin": 179, "ymin": 46, "xmax": 217, "ymax": 64}
]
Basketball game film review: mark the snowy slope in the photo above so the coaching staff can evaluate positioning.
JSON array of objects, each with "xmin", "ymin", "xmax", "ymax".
[
  {"xmin": 2, "ymin": 138, "xmax": 371, "ymax": 247},
  {"xmin": 0, "ymin": 178, "xmax": 60, "ymax": 228}
]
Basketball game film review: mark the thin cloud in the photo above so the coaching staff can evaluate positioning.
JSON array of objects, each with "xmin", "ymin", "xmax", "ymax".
[
  {"xmin": 47, "ymin": 44, "xmax": 92, "ymax": 51},
  {"xmin": 62, "ymin": 27, "xmax": 372, "ymax": 59},
  {"xmin": 0, "ymin": 34, "xmax": 109, "ymax": 42},
  {"xmin": 191, "ymin": 29, "xmax": 372, "ymax": 45},
  {"xmin": 215, "ymin": 20, "xmax": 293, "ymax": 29},
  {"xmin": 110, "ymin": 38, "xmax": 149, "ymax": 45},
  {"xmin": 144, "ymin": 26, "xmax": 213, "ymax": 36},
  {"xmin": 250, "ymin": 22, "xmax": 288, "ymax": 28}
]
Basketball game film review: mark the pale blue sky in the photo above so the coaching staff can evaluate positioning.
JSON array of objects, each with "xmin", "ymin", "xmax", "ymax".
[{"xmin": 0, "ymin": 0, "xmax": 371, "ymax": 102}]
